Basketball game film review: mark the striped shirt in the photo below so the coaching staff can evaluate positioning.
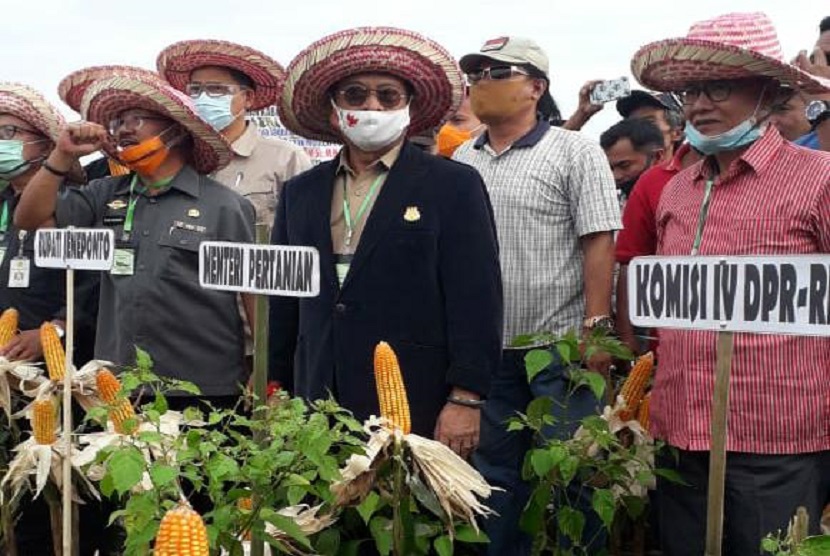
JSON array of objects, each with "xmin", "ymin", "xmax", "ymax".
[
  {"xmin": 654, "ymin": 127, "xmax": 830, "ymax": 454},
  {"xmin": 454, "ymin": 120, "xmax": 621, "ymax": 345}
]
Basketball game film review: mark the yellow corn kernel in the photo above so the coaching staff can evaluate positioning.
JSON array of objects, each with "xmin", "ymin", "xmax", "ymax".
[
  {"xmin": 40, "ymin": 322, "xmax": 66, "ymax": 381},
  {"xmin": 32, "ymin": 398, "xmax": 57, "ymax": 445},
  {"xmin": 0, "ymin": 308, "xmax": 18, "ymax": 347},
  {"xmin": 619, "ymin": 352, "xmax": 654, "ymax": 421},
  {"xmin": 154, "ymin": 502, "xmax": 209, "ymax": 556},
  {"xmin": 637, "ymin": 392, "xmax": 651, "ymax": 432},
  {"xmin": 373, "ymin": 341, "xmax": 411, "ymax": 434},
  {"xmin": 96, "ymin": 368, "xmax": 122, "ymax": 404}
]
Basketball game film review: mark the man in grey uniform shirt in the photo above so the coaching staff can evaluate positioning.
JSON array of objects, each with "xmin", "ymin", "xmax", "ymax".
[{"xmin": 14, "ymin": 72, "xmax": 255, "ymax": 407}]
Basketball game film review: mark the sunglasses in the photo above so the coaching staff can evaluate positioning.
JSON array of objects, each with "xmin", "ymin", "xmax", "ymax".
[
  {"xmin": 333, "ymin": 85, "xmax": 410, "ymax": 109},
  {"xmin": 467, "ymin": 65, "xmax": 530, "ymax": 84},
  {"xmin": 185, "ymin": 82, "xmax": 248, "ymax": 99},
  {"xmin": 0, "ymin": 124, "xmax": 41, "ymax": 140},
  {"xmin": 108, "ymin": 113, "xmax": 169, "ymax": 135}
]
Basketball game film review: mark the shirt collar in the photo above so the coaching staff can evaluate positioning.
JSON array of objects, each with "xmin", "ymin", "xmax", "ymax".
[
  {"xmin": 231, "ymin": 121, "xmax": 260, "ymax": 158},
  {"xmin": 693, "ymin": 125, "xmax": 784, "ymax": 181},
  {"xmin": 666, "ymin": 143, "xmax": 692, "ymax": 172},
  {"xmin": 113, "ymin": 165, "xmax": 200, "ymax": 198},
  {"xmin": 473, "ymin": 118, "xmax": 549, "ymax": 150},
  {"xmin": 337, "ymin": 142, "xmax": 403, "ymax": 177}
]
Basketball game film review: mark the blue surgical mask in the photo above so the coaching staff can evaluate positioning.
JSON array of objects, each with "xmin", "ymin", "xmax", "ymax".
[
  {"xmin": 0, "ymin": 140, "xmax": 42, "ymax": 179},
  {"xmin": 684, "ymin": 119, "xmax": 763, "ymax": 156},
  {"xmin": 194, "ymin": 93, "xmax": 239, "ymax": 131}
]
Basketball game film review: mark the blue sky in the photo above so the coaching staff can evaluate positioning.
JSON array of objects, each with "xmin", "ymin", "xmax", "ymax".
[{"xmin": 4, "ymin": 0, "xmax": 827, "ymax": 138}]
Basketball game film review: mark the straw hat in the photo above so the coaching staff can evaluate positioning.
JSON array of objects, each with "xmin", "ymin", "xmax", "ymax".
[
  {"xmin": 0, "ymin": 82, "xmax": 87, "ymax": 183},
  {"xmin": 631, "ymin": 12, "xmax": 830, "ymax": 94},
  {"xmin": 279, "ymin": 26, "xmax": 464, "ymax": 143},
  {"xmin": 80, "ymin": 74, "xmax": 232, "ymax": 174},
  {"xmin": 157, "ymin": 40, "xmax": 285, "ymax": 110},
  {"xmin": 58, "ymin": 65, "xmax": 165, "ymax": 113}
]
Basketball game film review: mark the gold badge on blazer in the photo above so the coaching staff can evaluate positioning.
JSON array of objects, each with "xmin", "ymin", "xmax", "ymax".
[
  {"xmin": 187, "ymin": 208, "xmax": 201, "ymax": 218},
  {"xmin": 107, "ymin": 199, "xmax": 127, "ymax": 210},
  {"xmin": 403, "ymin": 206, "xmax": 421, "ymax": 222}
]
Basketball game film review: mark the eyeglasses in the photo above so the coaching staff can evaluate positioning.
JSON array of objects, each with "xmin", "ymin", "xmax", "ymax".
[
  {"xmin": 185, "ymin": 83, "xmax": 248, "ymax": 99},
  {"xmin": 0, "ymin": 124, "xmax": 41, "ymax": 140},
  {"xmin": 678, "ymin": 81, "xmax": 736, "ymax": 105},
  {"xmin": 467, "ymin": 65, "xmax": 530, "ymax": 84},
  {"xmin": 107, "ymin": 114, "xmax": 168, "ymax": 135},
  {"xmin": 333, "ymin": 85, "xmax": 410, "ymax": 109}
]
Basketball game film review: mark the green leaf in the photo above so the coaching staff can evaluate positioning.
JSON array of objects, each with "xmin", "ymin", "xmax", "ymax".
[
  {"xmin": 582, "ymin": 371, "xmax": 607, "ymax": 401},
  {"xmin": 149, "ymin": 464, "xmax": 177, "ymax": 488},
  {"xmin": 357, "ymin": 491, "xmax": 381, "ymax": 524},
  {"xmin": 622, "ymin": 495, "xmax": 646, "ymax": 519},
  {"xmin": 454, "ymin": 525, "xmax": 488, "ymax": 543},
  {"xmin": 559, "ymin": 455, "xmax": 579, "ymax": 484},
  {"xmin": 530, "ymin": 449, "xmax": 555, "ymax": 477},
  {"xmin": 150, "ymin": 393, "xmax": 168, "ymax": 415},
  {"xmin": 556, "ymin": 340, "xmax": 577, "ymax": 365},
  {"xmin": 526, "ymin": 396, "xmax": 553, "ymax": 424},
  {"xmin": 314, "ymin": 528, "xmax": 340, "ymax": 554},
  {"xmin": 591, "ymin": 489, "xmax": 616, "ymax": 529},
  {"xmin": 557, "ymin": 506, "xmax": 585, "ymax": 545},
  {"xmin": 434, "ymin": 535, "xmax": 453, "ymax": 556},
  {"xmin": 108, "ymin": 447, "xmax": 145, "ymax": 495},
  {"xmin": 261, "ymin": 509, "xmax": 312, "ymax": 550},
  {"xmin": 207, "ymin": 453, "xmax": 239, "ymax": 481},
  {"xmin": 369, "ymin": 516, "xmax": 393, "ymax": 556},
  {"xmin": 135, "ymin": 346, "xmax": 153, "ymax": 371},
  {"xmin": 525, "ymin": 349, "xmax": 553, "ymax": 382},
  {"xmin": 802, "ymin": 536, "xmax": 830, "ymax": 556},
  {"xmin": 506, "ymin": 418, "xmax": 526, "ymax": 432},
  {"xmin": 519, "ymin": 484, "xmax": 551, "ymax": 535},
  {"xmin": 654, "ymin": 468, "xmax": 689, "ymax": 485}
]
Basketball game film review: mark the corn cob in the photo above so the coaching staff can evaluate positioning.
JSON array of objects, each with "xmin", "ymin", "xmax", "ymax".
[
  {"xmin": 238, "ymin": 497, "xmax": 253, "ymax": 540},
  {"xmin": 374, "ymin": 342, "xmax": 411, "ymax": 434},
  {"xmin": 96, "ymin": 369, "xmax": 135, "ymax": 434},
  {"xmin": 0, "ymin": 308, "xmax": 18, "ymax": 347},
  {"xmin": 154, "ymin": 502, "xmax": 209, "ymax": 556},
  {"xmin": 619, "ymin": 352, "xmax": 654, "ymax": 421},
  {"xmin": 32, "ymin": 398, "xmax": 57, "ymax": 445},
  {"xmin": 637, "ymin": 392, "xmax": 651, "ymax": 432},
  {"xmin": 40, "ymin": 322, "xmax": 66, "ymax": 381}
]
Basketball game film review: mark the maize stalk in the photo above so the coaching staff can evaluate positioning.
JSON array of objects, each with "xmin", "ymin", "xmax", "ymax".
[
  {"xmin": 40, "ymin": 322, "xmax": 66, "ymax": 381},
  {"xmin": 619, "ymin": 352, "xmax": 654, "ymax": 421},
  {"xmin": 0, "ymin": 308, "xmax": 18, "ymax": 347},
  {"xmin": 637, "ymin": 392, "xmax": 651, "ymax": 432},
  {"xmin": 154, "ymin": 502, "xmax": 209, "ymax": 556},
  {"xmin": 32, "ymin": 398, "xmax": 57, "ymax": 445},
  {"xmin": 96, "ymin": 369, "xmax": 135, "ymax": 434},
  {"xmin": 374, "ymin": 341, "xmax": 411, "ymax": 434}
]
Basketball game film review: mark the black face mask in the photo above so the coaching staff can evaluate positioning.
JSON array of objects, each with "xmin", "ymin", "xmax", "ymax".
[{"xmin": 616, "ymin": 153, "xmax": 655, "ymax": 196}]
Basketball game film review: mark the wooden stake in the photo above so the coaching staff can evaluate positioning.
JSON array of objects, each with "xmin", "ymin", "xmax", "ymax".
[
  {"xmin": 250, "ymin": 223, "xmax": 270, "ymax": 556},
  {"xmin": 704, "ymin": 331, "xmax": 735, "ymax": 556},
  {"xmin": 62, "ymin": 267, "xmax": 74, "ymax": 556}
]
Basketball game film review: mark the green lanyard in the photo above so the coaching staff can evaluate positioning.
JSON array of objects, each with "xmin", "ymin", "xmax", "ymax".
[
  {"xmin": 343, "ymin": 174, "xmax": 384, "ymax": 248},
  {"xmin": 0, "ymin": 202, "xmax": 8, "ymax": 235},
  {"xmin": 123, "ymin": 174, "xmax": 175, "ymax": 238},
  {"xmin": 691, "ymin": 179, "xmax": 715, "ymax": 256}
]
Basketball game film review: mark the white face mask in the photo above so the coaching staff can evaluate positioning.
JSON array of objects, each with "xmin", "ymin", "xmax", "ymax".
[{"xmin": 333, "ymin": 101, "xmax": 411, "ymax": 152}]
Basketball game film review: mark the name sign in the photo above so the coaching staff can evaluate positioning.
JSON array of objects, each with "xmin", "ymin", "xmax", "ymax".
[
  {"xmin": 34, "ymin": 228, "xmax": 114, "ymax": 270},
  {"xmin": 199, "ymin": 242, "xmax": 320, "ymax": 297},
  {"xmin": 628, "ymin": 255, "xmax": 830, "ymax": 336}
]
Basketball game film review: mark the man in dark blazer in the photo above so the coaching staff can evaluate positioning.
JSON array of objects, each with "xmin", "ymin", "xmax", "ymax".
[{"xmin": 270, "ymin": 26, "xmax": 503, "ymax": 458}]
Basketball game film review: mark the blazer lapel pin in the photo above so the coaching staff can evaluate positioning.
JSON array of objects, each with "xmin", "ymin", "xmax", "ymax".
[{"xmin": 403, "ymin": 206, "xmax": 421, "ymax": 222}]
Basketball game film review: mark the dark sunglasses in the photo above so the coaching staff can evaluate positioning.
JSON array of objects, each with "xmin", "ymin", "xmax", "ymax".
[
  {"xmin": 466, "ymin": 65, "xmax": 530, "ymax": 84},
  {"xmin": 333, "ymin": 85, "xmax": 410, "ymax": 109},
  {"xmin": 679, "ymin": 81, "xmax": 737, "ymax": 105}
]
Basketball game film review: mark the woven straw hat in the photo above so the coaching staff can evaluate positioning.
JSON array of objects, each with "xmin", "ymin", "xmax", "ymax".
[
  {"xmin": 632, "ymin": 12, "xmax": 830, "ymax": 94},
  {"xmin": 0, "ymin": 82, "xmax": 67, "ymax": 143},
  {"xmin": 58, "ymin": 65, "xmax": 165, "ymax": 113},
  {"xmin": 279, "ymin": 26, "xmax": 464, "ymax": 143},
  {"xmin": 157, "ymin": 40, "xmax": 285, "ymax": 110},
  {"xmin": 80, "ymin": 74, "xmax": 232, "ymax": 174}
]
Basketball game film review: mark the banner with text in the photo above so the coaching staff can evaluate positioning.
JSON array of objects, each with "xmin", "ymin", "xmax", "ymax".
[
  {"xmin": 35, "ymin": 228, "xmax": 114, "ymax": 270},
  {"xmin": 628, "ymin": 255, "xmax": 830, "ymax": 336},
  {"xmin": 199, "ymin": 242, "xmax": 320, "ymax": 297}
]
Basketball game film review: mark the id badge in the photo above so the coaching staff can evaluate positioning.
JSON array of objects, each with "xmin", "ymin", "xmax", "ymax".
[
  {"xmin": 111, "ymin": 248, "xmax": 135, "ymax": 276},
  {"xmin": 8, "ymin": 257, "xmax": 30, "ymax": 288}
]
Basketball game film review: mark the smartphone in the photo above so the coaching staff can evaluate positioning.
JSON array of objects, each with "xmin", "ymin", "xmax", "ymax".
[{"xmin": 589, "ymin": 77, "xmax": 631, "ymax": 105}]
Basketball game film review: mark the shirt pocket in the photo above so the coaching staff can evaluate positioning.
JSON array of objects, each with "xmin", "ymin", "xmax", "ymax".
[
  {"xmin": 157, "ymin": 228, "xmax": 207, "ymax": 283},
  {"xmin": 240, "ymin": 174, "xmax": 278, "ymax": 224},
  {"xmin": 733, "ymin": 218, "xmax": 796, "ymax": 254}
]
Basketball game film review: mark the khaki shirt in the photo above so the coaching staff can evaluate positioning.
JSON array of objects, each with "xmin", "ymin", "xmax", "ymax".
[{"xmin": 213, "ymin": 121, "xmax": 313, "ymax": 225}]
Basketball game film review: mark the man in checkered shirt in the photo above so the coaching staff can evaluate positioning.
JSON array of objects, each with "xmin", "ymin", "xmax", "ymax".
[{"xmin": 454, "ymin": 36, "xmax": 621, "ymax": 555}]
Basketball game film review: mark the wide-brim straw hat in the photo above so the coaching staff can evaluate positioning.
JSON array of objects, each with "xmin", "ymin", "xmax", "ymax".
[
  {"xmin": 80, "ymin": 74, "xmax": 232, "ymax": 174},
  {"xmin": 58, "ymin": 65, "xmax": 165, "ymax": 113},
  {"xmin": 0, "ymin": 82, "xmax": 86, "ymax": 183},
  {"xmin": 279, "ymin": 26, "xmax": 465, "ymax": 143},
  {"xmin": 157, "ymin": 40, "xmax": 285, "ymax": 110},
  {"xmin": 631, "ymin": 12, "xmax": 830, "ymax": 94}
]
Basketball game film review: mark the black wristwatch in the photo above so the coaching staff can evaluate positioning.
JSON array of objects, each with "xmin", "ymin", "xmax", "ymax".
[{"xmin": 805, "ymin": 100, "xmax": 830, "ymax": 128}]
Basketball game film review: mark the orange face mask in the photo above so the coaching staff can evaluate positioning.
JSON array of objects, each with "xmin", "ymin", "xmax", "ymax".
[
  {"xmin": 437, "ymin": 124, "xmax": 474, "ymax": 158},
  {"xmin": 117, "ymin": 131, "xmax": 173, "ymax": 176}
]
